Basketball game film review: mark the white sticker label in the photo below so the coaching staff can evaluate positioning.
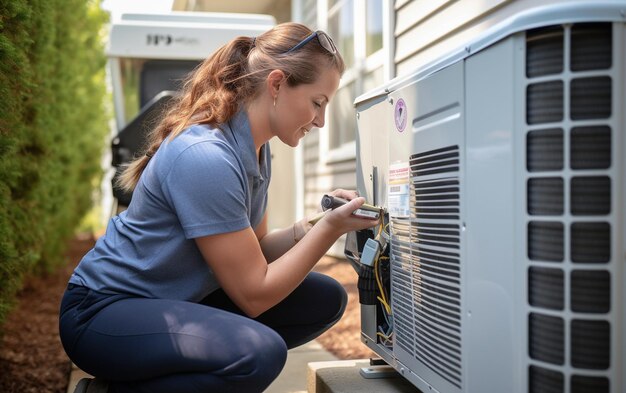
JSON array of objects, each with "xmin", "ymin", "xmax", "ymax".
[{"xmin": 388, "ymin": 162, "xmax": 410, "ymax": 218}]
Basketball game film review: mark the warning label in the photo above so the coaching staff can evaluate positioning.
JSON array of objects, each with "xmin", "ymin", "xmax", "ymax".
[{"xmin": 388, "ymin": 162, "xmax": 410, "ymax": 218}]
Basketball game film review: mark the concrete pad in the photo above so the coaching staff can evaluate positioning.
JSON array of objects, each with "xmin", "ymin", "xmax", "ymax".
[
  {"xmin": 265, "ymin": 340, "xmax": 338, "ymax": 393},
  {"xmin": 308, "ymin": 359, "xmax": 422, "ymax": 393}
]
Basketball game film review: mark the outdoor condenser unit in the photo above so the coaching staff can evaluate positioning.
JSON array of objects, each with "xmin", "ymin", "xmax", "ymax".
[{"xmin": 349, "ymin": 2, "xmax": 625, "ymax": 392}]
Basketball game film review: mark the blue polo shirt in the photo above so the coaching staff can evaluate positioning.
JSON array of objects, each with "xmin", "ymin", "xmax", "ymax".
[{"xmin": 69, "ymin": 110, "xmax": 271, "ymax": 301}]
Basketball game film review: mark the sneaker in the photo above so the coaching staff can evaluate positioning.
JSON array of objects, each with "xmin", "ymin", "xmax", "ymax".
[
  {"xmin": 73, "ymin": 378, "xmax": 91, "ymax": 393},
  {"xmin": 87, "ymin": 378, "xmax": 109, "ymax": 393},
  {"xmin": 73, "ymin": 378, "xmax": 108, "ymax": 393}
]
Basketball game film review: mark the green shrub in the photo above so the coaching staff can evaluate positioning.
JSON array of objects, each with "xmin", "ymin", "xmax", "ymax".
[{"xmin": 0, "ymin": 0, "xmax": 109, "ymax": 324}]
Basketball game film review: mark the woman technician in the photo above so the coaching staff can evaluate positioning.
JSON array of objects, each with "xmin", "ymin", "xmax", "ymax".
[{"xmin": 60, "ymin": 22, "xmax": 377, "ymax": 393}]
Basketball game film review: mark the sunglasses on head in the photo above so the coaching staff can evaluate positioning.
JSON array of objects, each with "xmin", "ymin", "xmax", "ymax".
[{"xmin": 284, "ymin": 30, "xmax": 338, "ymax": 54}]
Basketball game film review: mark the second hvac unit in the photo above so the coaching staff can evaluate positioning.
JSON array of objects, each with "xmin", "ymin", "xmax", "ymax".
[{"xmin": 350, "ymin": 2, "xmax": 625, "ymax": 392}]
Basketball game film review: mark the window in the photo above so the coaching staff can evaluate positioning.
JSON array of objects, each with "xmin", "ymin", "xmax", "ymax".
[
  {"xmin": 366, "ymin": 0, "xmax": 383, "ymax": 56},
  {"xmin": 329, "ymin": 81, "xmax": 356, "ymax": 149},
  {"xmin": 325, "ymin": 0, "xmax": 386, "ymax": 158},
  {"xmin": 328, "ymin": 0, "xmax": 354, "ymax": 67}
]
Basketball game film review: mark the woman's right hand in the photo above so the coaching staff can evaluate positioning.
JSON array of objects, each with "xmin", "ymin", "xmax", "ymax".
[{"xmin": 320, "ymin": 196, "xmax": 379, "ymax": 235}]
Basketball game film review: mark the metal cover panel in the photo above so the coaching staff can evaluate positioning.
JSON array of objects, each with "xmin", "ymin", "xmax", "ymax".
[
  {"xmin": 464, "ymin": 36, "xmax": 520, "ymax": 392},
  {"xmin": 389, "ymin": 61, "xmax": 464, "ymax": 393}
]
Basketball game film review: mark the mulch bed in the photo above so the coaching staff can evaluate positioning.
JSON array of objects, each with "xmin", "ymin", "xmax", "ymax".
[
  {"xmin": 0, "ymin": 235, "xmax": 95, "ymax": 393},
  {"xmin": 0, "ymin": 236, "xmax": 372, "ymax": 393}
]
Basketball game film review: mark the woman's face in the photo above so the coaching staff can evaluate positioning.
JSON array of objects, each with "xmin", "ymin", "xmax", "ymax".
[{"xmin": 270, "ymin": 67, "xmax": 340, "ymax": 147}]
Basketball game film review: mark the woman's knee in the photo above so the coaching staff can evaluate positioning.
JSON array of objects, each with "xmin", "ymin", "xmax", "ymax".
[
  {"xmin": 310, "ymin": 273, "xmax": 348, "ymax": 324},
  {"xmin": 231, "ymin": 325, "xmax": 287, "ymax": 389}
]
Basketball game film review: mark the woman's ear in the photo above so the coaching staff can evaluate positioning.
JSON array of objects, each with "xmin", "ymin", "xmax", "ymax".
[{"xmin": 267, "ymin": 69, "xmax": 286, "ymax": 98}]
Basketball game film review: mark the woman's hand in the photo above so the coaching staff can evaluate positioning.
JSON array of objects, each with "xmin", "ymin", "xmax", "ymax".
[
  {"xmin": 325, "ymin": 188, "xmax": 360, "ymax": 202},
  {"xmin": 318, "ymin": 189, "xmax": 379, "ymax": 236}
]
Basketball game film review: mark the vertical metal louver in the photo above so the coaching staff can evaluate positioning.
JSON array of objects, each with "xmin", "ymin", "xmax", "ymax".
[
  {"xmin": 570, "ymin": 126, "xmax": 611, "ymax": 169},
  {"xmin": 570, "ymin": 270, "xmax": 610, "ymax": 313},
  {"xmin": 570, "ymin": 320, "xmax": 611, "ymax": 370},
  {"xmin": 527, "ymin": 128, "xmax": 564, "ymax": 171},
  {"xmin": 391, "ymin": 145, "xmax": 462, "ymax": 389},
  {"xmin": 528, "ymin": 267, "xmax": 563, "ymax": 310},
  {"xmin": 528, "ymin": 221, "xmax": 564, "ymax": 262},
  {"xmin": 390, "ymin": 223, "xmax": 416, "ymax": 357},
  {"xmin": 529, "ymin": 313, "xmax": 565, "ymax": 365},
  {"xmin": 529, "ymin": 366, "xmax": 564, "ymax": 393},
  {"xmin": 571, "ymin": 375, "xmax": 610, "ymax": 393},
  {"xmin": 525, "ymin": 22, "xmax": 614, "ymax": 393},
  {"xmin": 527, "ymin": 81, "xmax": 564, "ymax": 124},
  {"xmin": 570, "ymin": 222, "xmax": 610, "ymax": 263},
  {"xmin": 527, "ymin": 177, "xmax": 564, "ymax": 215},
  {"xmin": 526, "ymin": 26, "xmax": 564, "ymax": 77}
]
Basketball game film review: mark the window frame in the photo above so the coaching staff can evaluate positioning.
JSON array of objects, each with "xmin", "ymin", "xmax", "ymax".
[{"xmin": 320, "ymin": 0, "xmax": 388, "ymax": 164}]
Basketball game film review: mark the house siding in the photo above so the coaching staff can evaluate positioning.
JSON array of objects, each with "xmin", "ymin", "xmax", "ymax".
[{"xmin": 393, "ymin": 0, "xmax": 578, "ymax": 76}]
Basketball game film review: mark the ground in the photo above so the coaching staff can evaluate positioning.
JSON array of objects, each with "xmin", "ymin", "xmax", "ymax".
[{"xmin": 0, "ymin": 236, "xmax": 373, "ymax": 392}]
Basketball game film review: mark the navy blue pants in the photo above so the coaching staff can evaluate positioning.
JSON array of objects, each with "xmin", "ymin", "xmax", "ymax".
[{"xmin": 59, "ymin": 272, "xmax": 347, "ymax": 393}]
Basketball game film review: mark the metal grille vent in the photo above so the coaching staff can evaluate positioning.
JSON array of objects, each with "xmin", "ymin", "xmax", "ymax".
[
  {"xmin": 392, "ymin": 145, "xmax": 462, "ymax": 388},
  {"xmin": 571, "ymin": 126, "xmax": 611, "ymax": 169},
  {"xmin": 525, "ymin": 22, "xmax": 614, "ymax": 392},
  {"xmin": 570, "ymin": 176, "xmax": 611, "ymax": 215},
  {"xmin": 570, "ymin": 77, "xmax": 612, "ymax": 120},
  {"xmin": 571, "ymin": 23, "xmax": 612, "ymax": 71},
  {"xmin": 571, "ymin": 320, "xmax": 611, "ymax": 370},
  {"xmin": 528, "ymin": 267, "xmax": 563, "ymax": 310},
  {"xmin": 527, "ymin": 81, "xmax": 564, "ymax": 124},
  {"xmin": 529, "ymin": 365, "xmax": 564, "ymax": 393},
  {"xmin": 571, "ymin": 270, "xmax": 610, "ymax": 313},
  {"xmin": 528, "ymin": 221, "xmax": 564, "ymax": 262},
  {"xmin": 527, "ymin": 26, "xmax": 564, "ymax": 77},
  {"xmin": 529, "ymin": 313, "xmax": 565, "ymax": 365},
  {"xmin": 571, "ymin": 375, "xmax": 610, "ymax": 393},
  {"xmin": 409, "ymin": 145, "xmax": 460, "ymax": 176},
  {"xmin": 527, "ymin": 177, "xmax": 564, "ymax": 215},
  {"xmin": 570, "ymin": 222, "xmax": 611, "ymax": 263},
  {"xmin": 390, "ymin": 232, "xmax": 416, "ymax": 356},
  {"xmin": 413, "ymin": 179, "xmax": 460, "ymax": 220},
  {"xmin": 527, "ymin": 128, "xmax": 564, "ymax": 171}
]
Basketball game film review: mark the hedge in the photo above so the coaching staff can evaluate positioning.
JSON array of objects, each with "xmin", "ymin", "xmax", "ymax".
[{"xmin": 0, "ymin": 0, "xmax": 109, "ymax": 325}]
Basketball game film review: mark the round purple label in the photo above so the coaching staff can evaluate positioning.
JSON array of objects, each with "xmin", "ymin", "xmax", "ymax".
[{"xmin": 394, "ymin": 98, "xmax": 407, "ymax": 132}]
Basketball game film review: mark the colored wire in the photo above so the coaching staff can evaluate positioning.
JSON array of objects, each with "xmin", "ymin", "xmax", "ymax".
[
  {"xmin": 376, "ymin": 331, "xmax": 393, "ymax": 346},
  {"xmin": 374, "ymin": 257, "xmax": 391, "ymax": 314}
]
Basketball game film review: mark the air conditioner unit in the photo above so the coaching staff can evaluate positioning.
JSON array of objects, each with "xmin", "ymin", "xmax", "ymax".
[{"xmin": 350, "ymin": 3, "xmax": 625, "ymax": 392}]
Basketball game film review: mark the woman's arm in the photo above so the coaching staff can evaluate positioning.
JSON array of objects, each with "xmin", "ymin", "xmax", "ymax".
[
  {"xmin": 255, "ymin": 189, "xmax": 358, "ymax": 262},
  {"xmin": 256, "ymin": 214, "xmax": 316, "ymax": 262},
  {"xmin": 195, "ymin": 195, "xmax": 376, "ymax": 318}
]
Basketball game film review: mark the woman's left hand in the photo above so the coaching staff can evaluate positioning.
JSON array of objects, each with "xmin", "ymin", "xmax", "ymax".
[{"xmin": 326, "ymin": 188, "xmax": 359, "ymax": 202}]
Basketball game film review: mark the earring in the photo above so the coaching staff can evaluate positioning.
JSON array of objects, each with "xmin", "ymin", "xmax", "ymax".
[{"xmin": 273, "ymin": 97, "xmax": 276, "ymax": 107}]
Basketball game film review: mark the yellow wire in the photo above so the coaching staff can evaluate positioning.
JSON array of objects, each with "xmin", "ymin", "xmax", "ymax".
[
  {"xmin": 377, "ymin": 295, "xmax": 390, "ymax": 313},
  {"xmin": 372, "ymin": 212, "xmax": 385, "ymax": 241},
  {"xmin": 374, "ymin": 258, "xmax": 391, "ymax": 314},
  {"xmin": 372, "ymin": 214, "xmax": 392, "ymax": 315},
  {"xmin": 377, "ymin": 332, "xmax": 391, "ymax": 340}
]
